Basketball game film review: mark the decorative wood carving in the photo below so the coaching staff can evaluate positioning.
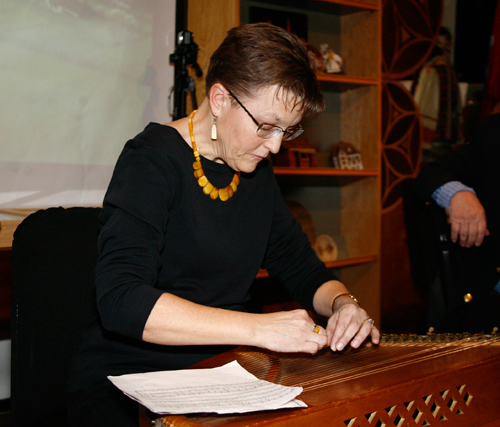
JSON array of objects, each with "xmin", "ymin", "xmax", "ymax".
[
  {"xmin": 381, "ymin": 81, "xmax": 422, "ymax": 212},
  {"xmin": 382, "ymin": 0, "xmax": 443, "ymax": 80},
  {"xmin": 381, "ymin": 0, "xmax": 443, "ymax": 212}
]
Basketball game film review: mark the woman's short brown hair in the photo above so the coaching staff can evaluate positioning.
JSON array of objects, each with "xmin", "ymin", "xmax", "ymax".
[{"xmin": 205, "ymin": 23, "xmax": 325, "ymax": 118}]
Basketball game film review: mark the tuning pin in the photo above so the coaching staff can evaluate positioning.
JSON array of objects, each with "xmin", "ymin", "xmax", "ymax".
[
  {"xmin": 436, "ymin": 333, "xmax": 446, "ymax": 341},
  {"xmin": 420, "ymin": 327, "xmax": 435, "ymax": 341},
  {"xmin": 444, "ymin": 333, "xmax": 455, "ymax": 341}
]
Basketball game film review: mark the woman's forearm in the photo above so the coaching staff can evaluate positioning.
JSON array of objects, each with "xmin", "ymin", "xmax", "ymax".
[
  {"xmin": 142, "ymin": 292, "xmax": 258, "ymax": 346},
  {"xmin": 312, "ymin": 279, "xmax": 350, "ymax": 317},
  {"xmin": 142, "ymin": 292, "xmax": 327, "ymax": 354}
]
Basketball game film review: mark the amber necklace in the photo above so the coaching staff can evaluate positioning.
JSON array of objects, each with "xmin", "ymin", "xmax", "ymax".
[{"xmin": 188, "ymin": 110, "xmax": 240, "ymax": 201}]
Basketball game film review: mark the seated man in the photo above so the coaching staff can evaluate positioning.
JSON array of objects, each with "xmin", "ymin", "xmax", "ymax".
[{"xmin": 414, "ymin": 112, "xmax": 500, "ymax": 333}]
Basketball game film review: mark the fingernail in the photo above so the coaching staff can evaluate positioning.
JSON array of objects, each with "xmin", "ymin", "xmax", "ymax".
[{"xmin": 337, "ymin": 343, "xmax": 344, "ymax": 351}]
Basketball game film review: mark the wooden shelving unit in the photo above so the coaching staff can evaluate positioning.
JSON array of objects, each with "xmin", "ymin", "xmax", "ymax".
[{"xmin": 188, "ymin": 0, "xmax": 381, "ymax": 323}]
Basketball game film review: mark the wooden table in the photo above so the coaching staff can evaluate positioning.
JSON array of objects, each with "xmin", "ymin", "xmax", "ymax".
[{"xmin": 0, "ymin": 219, "xmax": 23, "ymax": 333}]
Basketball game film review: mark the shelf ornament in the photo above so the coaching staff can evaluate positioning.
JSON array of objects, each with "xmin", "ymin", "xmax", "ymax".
[
  {"xmin": 332, "ymin": 142, "xmax": 363, "ymax": 170},
  {"xmin": 305, "ymin": 43, "xmax": 325, "ymax": 73},
  {"xmin": 273, "ymin": 139, "xmax": 317, "ymax": 168},
  {"xmin": 285, "ymin": 200, "xmax": 316, "ymax": 249},
  {"xmin": 319, "ymin": 43, "xmax": 344, "ymax": 74},
  {"xmin": 315, "ymin": 234, "xmax": 338, "ymax": 262}
]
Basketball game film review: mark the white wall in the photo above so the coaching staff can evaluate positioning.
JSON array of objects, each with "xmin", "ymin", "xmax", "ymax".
[{"xmin": 0, "ymin": 0, "xmax": 176, "ymax": 399}]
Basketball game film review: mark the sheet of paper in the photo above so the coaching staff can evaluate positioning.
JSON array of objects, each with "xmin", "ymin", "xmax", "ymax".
[{"xmin": 108, "ymin": 360, "xmax": 307, "ymax": 415}]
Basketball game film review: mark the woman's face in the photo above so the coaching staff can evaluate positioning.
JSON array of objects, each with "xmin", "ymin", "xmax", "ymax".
[{"xmin": 215, "ymin": 85, "xmax": 303, "ymax": 173}]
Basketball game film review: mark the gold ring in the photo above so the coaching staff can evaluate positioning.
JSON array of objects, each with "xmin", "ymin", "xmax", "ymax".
[
  {"xmin": 313, "ymin": 325, "xmax": 320, "ymax": 334},
  {"xmin": 364, "ymin": 318, "xmax": 374, "ymax": 324}
]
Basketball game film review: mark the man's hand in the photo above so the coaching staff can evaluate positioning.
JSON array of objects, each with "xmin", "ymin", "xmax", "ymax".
[{"xmin": 448, "ymin": 191, "xmax": 489, "ymax": 247}]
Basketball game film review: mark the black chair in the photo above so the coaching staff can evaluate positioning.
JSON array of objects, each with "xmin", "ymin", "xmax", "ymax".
[
  {"xmin": 11, "ymin": 207, "xmax": 101, "ymax": 427},
  {"xmin": 402, "ymin": 179, "xmax": 452, "ymax": 332}
]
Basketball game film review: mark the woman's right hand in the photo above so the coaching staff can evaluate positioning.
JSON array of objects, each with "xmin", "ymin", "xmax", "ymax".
[
  {"xmin": 251, "ymin": 309, "xmax": 328, "ymax": 354},
  {"xmin": 143, "ymin": 294, "xmax": 326, "ymax": 354}
]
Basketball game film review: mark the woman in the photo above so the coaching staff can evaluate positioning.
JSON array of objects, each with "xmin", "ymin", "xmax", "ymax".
[{"xmin": 67, "ymin": 23, "xmax": 380, "ymax": 426}]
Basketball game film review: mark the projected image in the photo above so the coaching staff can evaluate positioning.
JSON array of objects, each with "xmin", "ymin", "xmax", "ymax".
[
  {"xmin": 0, "ymin": 0, "xmax": 175, "ymax": 214},
  {"xmin": 38, "ymin": 0, "xmax": 151, "ymax": 27}
]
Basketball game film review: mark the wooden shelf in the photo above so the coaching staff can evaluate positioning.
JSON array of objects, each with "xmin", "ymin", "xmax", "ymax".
[
  {"xmin": 324, "ymin": 254, "xmax": 378, "ymax": 268},
  {"xmin": 317, "ymin": 73, "xmax": 378, "ymax": 86},
  {"xmin": 273, "ymin": 167, "xmax": 378, "ymax": 186},
  {"xmin": 261, "ymin": 0, "xmax": 378, "ymax": 14},
  {"xmin": 255, "ymin": 254, "xmax": 378, "ymax": 278},
  {"xmin": 273, "ymin": 167, "xmax": 378, "ymax": 177},
  {"xmin": 317, "ymin": 0, "xmax": 379, "ymax": 11}
]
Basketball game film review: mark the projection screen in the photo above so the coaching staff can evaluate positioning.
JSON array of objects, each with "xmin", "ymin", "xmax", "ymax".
[{"xmin": 0, "ymin": 0, "xmax": 177, "ymax": 221}]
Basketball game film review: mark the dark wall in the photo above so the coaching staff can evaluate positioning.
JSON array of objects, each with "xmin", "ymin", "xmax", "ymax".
[{"xmin": 454, "ymin": 0, "xmax": 497, "ymax": 83}]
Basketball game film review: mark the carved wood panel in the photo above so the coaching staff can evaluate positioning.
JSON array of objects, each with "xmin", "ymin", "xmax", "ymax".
[
  {"xmin": 381, "ymin": 80, "xmax": 422, "ymax": 212},
  {"xmin": 382, "ymin": 0, "xmax": 443, "ymax": 80},
  {"xmin": 381, "ymin": 0, "xmax": 443, "ymax": 211}
]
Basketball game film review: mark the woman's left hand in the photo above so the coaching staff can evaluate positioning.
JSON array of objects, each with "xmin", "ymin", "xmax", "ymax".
[{"xmin": 326, "ymin": 295, "xmax": 380, "ymax": 351}]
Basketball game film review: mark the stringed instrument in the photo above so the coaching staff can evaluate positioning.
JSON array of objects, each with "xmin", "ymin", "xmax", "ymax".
[{"xmin": 142, "ymin": 331, "xmax": 500, "ymax": 427}]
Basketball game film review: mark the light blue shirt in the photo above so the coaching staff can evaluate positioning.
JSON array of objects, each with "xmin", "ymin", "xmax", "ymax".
[
  {"xmin": 431, "ymin": 181, "xmax": 476, "ymax": 210},
  {"xmin": 432, "ymin": 181, "xmax": 500, "ymax": 293}
]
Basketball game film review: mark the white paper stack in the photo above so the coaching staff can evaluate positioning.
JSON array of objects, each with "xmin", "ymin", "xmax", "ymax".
[{"xmin": 108, "ymin": 360, "xmax": 306, "ymax": 415}]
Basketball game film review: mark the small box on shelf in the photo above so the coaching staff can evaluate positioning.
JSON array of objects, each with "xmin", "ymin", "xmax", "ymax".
[{"xmin": 272, "ymin": 139, "xmax": 317, "ymax": 168}]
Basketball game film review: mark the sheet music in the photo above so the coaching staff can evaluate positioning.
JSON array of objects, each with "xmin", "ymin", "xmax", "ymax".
[{"xmin": 108, "ymin": 360, "xmax": 306, "ymax": 415}]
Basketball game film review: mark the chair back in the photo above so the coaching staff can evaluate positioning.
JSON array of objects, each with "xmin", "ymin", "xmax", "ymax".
[{"xmin": 11, "ymin": 207, "xmax": 101, "ymax": 426}]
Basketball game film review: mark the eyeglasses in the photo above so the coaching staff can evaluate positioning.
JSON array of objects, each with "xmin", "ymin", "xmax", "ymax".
[{"xmin": 227, "ymin": 90, "xmax": 304, "ymax": 141}]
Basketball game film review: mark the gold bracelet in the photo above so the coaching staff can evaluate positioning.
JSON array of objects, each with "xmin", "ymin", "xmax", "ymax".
[{"xmin": 332, "ymin": 293, "xmax": 359, "ymax": 312}]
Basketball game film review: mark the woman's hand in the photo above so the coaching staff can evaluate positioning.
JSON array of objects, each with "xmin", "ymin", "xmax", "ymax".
[
  {"xmin": 144, "ymin": 286, "xmax": 376, "ymax": 355},
  {"xmin": 326, "ymin": 295, "xmax": 380, "ymax": 351},
  {"xmin": 252, "ymin": 309, "xmax": 328, "ymax": 355},
  {"xmin": 143, "ymin": 294, "xmax": 327, "ymax": 354}
]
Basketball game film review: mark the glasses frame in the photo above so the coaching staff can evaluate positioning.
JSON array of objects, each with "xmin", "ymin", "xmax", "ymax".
[{"xmin": 227, "ymin": 90, "xmax": 304, "ymax": 141}]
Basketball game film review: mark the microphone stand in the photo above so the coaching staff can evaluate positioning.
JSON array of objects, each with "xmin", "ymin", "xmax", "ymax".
[{"xmin": 169, "ymin": 31, "xmax": 203, "ymax": 120}]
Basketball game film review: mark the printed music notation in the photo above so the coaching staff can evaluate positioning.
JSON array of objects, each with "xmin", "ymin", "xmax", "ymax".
[{"xmin": 108, "ymin": 360, "xmax": 306, "ymax": 415}]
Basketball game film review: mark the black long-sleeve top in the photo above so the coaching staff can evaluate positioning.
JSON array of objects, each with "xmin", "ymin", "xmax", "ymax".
[{"xmin": 67, "ymin": 123, "xmax": 337, "ymax": 391}]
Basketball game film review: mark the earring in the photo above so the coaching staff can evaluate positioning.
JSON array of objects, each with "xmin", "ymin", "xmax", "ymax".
[{"xmin": 211, "ymin": 116, "xmax": 217, "ymax": 140}]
